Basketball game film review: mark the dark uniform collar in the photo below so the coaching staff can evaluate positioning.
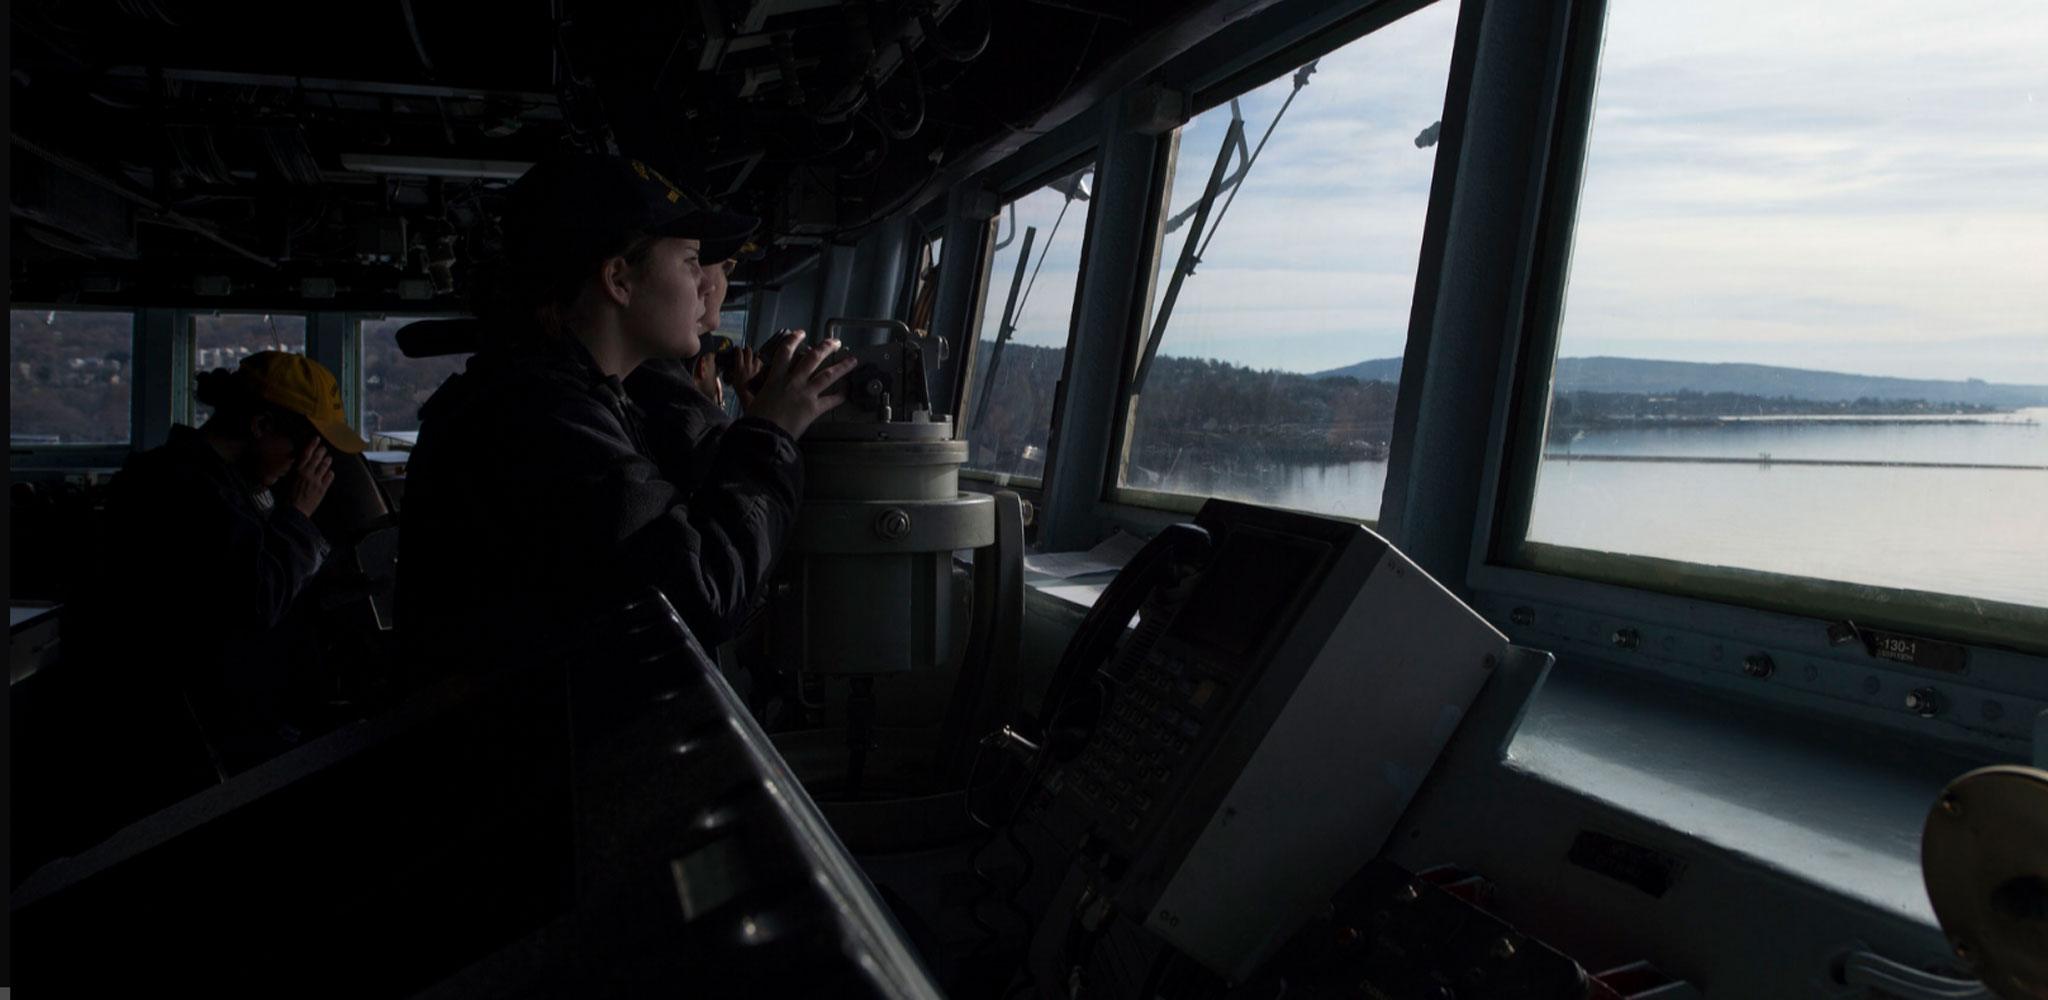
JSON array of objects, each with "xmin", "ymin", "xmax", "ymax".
[
  {"xmin": 485, "ymin": 332, "xmax": 634, "ymax": 400},
  {"xmin": 478, "ymin": 332, "xmax": 654, "ymax": 453}
]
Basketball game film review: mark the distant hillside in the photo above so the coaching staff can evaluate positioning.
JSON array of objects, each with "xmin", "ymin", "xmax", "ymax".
[
  {"xmin": 1314, "ymin": 356, "xmax": 1406, "ymax": 385},
  {"xmin": 1311, "ymin": 356, "xmax": 2048, "ymax": 408}
]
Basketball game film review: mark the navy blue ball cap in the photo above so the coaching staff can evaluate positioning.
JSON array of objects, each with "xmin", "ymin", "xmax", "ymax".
[{"xmin": 502, "ymin": 153, "xmax": 759, "ymax": 264}]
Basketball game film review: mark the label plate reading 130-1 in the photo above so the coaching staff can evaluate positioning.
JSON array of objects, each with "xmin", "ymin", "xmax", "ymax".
[{"xmin": 1865, "ymin": 628, "xmax": 1967, "ymax": 673}]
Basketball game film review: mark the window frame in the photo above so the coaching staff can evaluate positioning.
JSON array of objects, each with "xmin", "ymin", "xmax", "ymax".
[
  {"xmin": 183, "ymin": 309, "xmax": 312, "ymax": 426},
  {"xmin": 1469, "ymin": 0, "xmax": 2048, "ymax": 658},
  {"xmin": 957, "ymin": 148, "xmax": 1104, "ymax": 492},
  {"xmin": 901, "ymin": 202, "xmax": 948, "ymax": 330},
  {"xmin": 1103, "ymin": 0, "xmax": 1454, "ymax": 522},
  {"xmin": 7, "ymin": 304, "xmax": 146, "ymax": 463},
  {"xmin": 350, "ymin": 310, "xmax": 468, "ymax": 442}
]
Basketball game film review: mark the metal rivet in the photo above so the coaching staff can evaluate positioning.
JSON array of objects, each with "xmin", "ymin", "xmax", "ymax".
[
  {"xmin": 1482, "ymin": 654, "xmax": 1498, "ymax": 671},
  {"xmin": 874, "ymin": 508, "xmax": 912, "ymax": 540},
  {"xmin": 1743, "ymin": 653, "xmax": 1775, "ymax": 679},
  {"xmin": 1862, "ymin": 676, "xmax": 1882, "ymax": 696},
  {"xmin": 1394, "ymin": 884, "xmax": 1420, "ymax": 904},
  {"xmin": 1490, "ymin": 937, "xmax": 1517, "ymax": 960},
  {"xmin": 1906, "ymin": 687, "xmax": 1941, "ymax": 718},
  {"xmin": 1510, "ymin": 607, "xmax": 1536, "ymax": 626},
  {"xmin": 1611, "ymin": 628, "xmax": 1641, "ymax": 651},
  {"xmin": 1954, "ymin": 941, "xmax": 1972, "ymax": 962},
  {"xmin": 1940, "ymin": 794, "xmax": 1962, "ymax": 818}
]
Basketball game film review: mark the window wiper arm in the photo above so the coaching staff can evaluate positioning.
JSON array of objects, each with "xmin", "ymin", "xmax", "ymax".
[
  {"xmin": 1161, "ymin": 104, "xmax": 1250, "ymax": 235},
  {"xmin": 1133, "ymin": 60, "xmax": 1317, "ymax": 396},
  {"xmin": 970, "ymin": 167, "xmax": 1087, "ymax": 436},
  {"xmin": 991, "ymin": 201, "xmax": 1020, "ymax": 252},
  {"xmin": 969, "ymin": 224, "xmax": 1035, "ymax": 433},
  {"xmin": 1011, "ymin": 189, "xmax": 1079, "ymax": 343},
  {"xmin": 1133, "ymin": 114, "xmax": 1242, "ymax": 395}
]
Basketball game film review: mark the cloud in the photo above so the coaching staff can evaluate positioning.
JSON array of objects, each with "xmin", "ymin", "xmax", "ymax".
[
  {"xmin": 962, "ymin": 0, "xmax": 2048, "ymax": 384},
  {"xmin": 1557, "ymin": 0, "xmax": 2048, "ymax": 384}
]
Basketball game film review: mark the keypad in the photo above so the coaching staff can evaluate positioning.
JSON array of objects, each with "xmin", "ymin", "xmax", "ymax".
[{"xmin": 1060, "ymin": 646, "xmax": 1236, "ymax": 845}]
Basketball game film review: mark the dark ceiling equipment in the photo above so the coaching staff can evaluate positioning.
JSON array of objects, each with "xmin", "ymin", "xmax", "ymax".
[{"xmin": 9, "ymin": 0, "xmax": 1189, "ymax": 309}]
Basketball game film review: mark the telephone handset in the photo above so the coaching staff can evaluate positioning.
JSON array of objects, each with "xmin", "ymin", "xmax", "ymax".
[
  {"xmin": 961, "ymin": 523, "xmax": 1212, "ymax": 928},
  {"xmin": 1030, "ymin": 524, "xmax": 1213, "ymax": 759}
]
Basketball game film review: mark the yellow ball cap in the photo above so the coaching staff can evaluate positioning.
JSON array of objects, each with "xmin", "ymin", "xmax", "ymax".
[{"xmin": 234, "ymin": 351, "xmax": 369, "ymax": 454}]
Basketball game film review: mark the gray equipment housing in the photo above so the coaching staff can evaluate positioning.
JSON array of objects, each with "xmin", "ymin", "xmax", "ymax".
[
  {"xmin": 1044, "ymin": 503, "xmax": 1507, "ymax": 982},
  {"xmin": 1142, "ymin": 534, "xmax": 1508, "ymax": 980}
]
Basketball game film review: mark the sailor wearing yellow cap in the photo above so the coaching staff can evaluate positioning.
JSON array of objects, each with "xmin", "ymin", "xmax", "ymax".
[{"xmin": 20, "ymin": 351, "xmax": 366, "ymax": 872}]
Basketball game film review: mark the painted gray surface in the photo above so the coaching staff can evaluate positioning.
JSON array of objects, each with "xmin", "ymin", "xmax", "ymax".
[
  {"xmin": 890, "ymin": 0, "xmax": 1302, "ymax": 221},
  {"xmin": 1036, "ymin": 106, "xmax": 1167, "ymax": 552},
  {"xmin": 1146, "ymin": 544, "xmax": 1507, "ymax": 981},
  {"xmin": 308, "ymin": 311, "xmax": 353, "ymax": 429},
  {"xmin": 1505, "ymin": 662, "xmax": 1983, "ymax": 927},
  {"xmin": 1391, "ymin": 659, "xmax": 1968, "ymax": 997},
  {"xmin": 927, "ymin": 185, "xmax": 997, "ymax": 418},
  {"xmin": 1378, "ymin": 0, "xmax": 1572, "ymax": 589},
  {"xmin": 1024, "ymin": 572, "xmax": 1971, "ymax": 995},
  {"xmin": 815, "ymin": 244, "xmax": 858, "ymax": 328},
  {"xmin": 764, "ymin": 258, "xmax": 825, "ymax": 336},
  {"xmin": 135, "ymin": 307, "xmax": 180, "ymax": 450},
  {"xmin": 1468, "ymin": 579, "xmax": 2048, "ymax": 757},
  {"xmin": 841, "ymin": 221, "xmax": 911, "ymax": 324}
]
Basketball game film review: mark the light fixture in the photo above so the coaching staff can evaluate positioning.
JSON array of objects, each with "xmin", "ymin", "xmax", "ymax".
[{"xmin": 338, "ymin": 154, "xmax": 533, "ymax": 180}]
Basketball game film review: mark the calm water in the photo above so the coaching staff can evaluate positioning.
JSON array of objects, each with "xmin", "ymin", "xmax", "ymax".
[{"xmin": 1152, "ymin": 409, "xmax": 2048, "ymax": 607}]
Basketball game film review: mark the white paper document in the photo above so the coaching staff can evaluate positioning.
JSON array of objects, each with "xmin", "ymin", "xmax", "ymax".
[{"xmin": 1024, "ymin": 530, "xmax": 1149, "ymax": 579}]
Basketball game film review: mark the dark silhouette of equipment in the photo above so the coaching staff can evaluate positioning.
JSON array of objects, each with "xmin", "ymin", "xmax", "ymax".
[{"xmin": 12, "ymin": 591, "xmax": 941, "ymax": 998}]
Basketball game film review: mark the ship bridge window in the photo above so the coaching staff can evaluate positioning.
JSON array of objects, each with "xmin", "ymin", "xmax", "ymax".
[
  {"xmin": 359, "ymin": 315, "xmax": 467, "ymax": 446},
  {"xmin": 716, "ymin": 303, "xmax": 749, "ymax": 343},
  {"xmin": 189, "ymin": 312, "xmax": 308, "ymax": 427},
  {"xmin": 1505, "ymin": 0, "xmax": 2048, "ymax": 641},
  {"xmin": 907, "ymin": 231, "xmax": 943, "ymax": 340},
  {"xmin": 963, "ymin": 160, "xmax": 1098, "ymax": 485},
  {"xmin": 1113, "ymin": 2, "xmax": 1459, "ymax": 520},
  {"xmin": 9, "ymin": 308, "xmax": 136, "ymax": 447}
]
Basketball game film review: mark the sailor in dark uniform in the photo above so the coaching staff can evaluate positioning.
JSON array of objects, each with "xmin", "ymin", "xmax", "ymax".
[
  {"xmin": 626, "ymin": 255, "xmax": 769, "ymax": 493},
  {"xmin": 20, "ymin": 352, "xmax": 364, "ymax": 870},
  {"xmin": 397, "ymin": 154, "xmax": 854, "ymax": 674}
]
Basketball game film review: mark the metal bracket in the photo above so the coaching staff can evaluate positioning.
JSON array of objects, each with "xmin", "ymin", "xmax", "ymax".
[{"xmin": 1126, "ymin": 82, "xmax": 1191, "ymax": 136}]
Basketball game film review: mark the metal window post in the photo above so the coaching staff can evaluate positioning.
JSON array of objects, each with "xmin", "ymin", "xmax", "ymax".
[
  {"xmin": 1037, "ymin": 97, "xmax": 1172, "ymax": 552},
  {"xmin": 930, "ymin": 182, "xmax": 1000, "ymax": 418},
  {"xmin": 1377, "ymin": 0, "xmax": 1578, "ymax": 591},
  {"xmin": 134, "ymin": 308, "xmax": 182, "ymax": 449},
  {"xmin": 308, "ymin": 311, "xmax": 356, "ymax": 429}
]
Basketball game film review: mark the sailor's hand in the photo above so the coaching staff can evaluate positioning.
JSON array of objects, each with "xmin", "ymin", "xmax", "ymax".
[
  {"xmin": 744, "ymin": 330, "xmax": 856, "ymax": 439},
  {"xmin": 285, "ymin": 439, "xmax": 335, "ymax": 519},
  {"xmin": 692, "ymin": 352, "xmax": 726, "ymax": 408},
  {"xmin": 732, "ymin": 348, "xmax": 764, "ymax": 409}
]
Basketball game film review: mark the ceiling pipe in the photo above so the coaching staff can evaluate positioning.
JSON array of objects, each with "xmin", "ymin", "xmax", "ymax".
[{"xmin": 12, "ymin": 133, "xmax": 279, "ymax": 269}]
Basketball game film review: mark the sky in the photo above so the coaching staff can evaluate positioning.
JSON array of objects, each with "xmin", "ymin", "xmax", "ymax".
[{"xmin": 981, "ymin": 0, "xmax": 2048, "ymax": 385}]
